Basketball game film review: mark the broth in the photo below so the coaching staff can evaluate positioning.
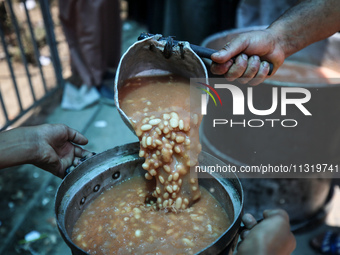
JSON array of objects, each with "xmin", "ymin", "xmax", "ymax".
[
  {"xmin": 72, "ymin": 176, "xmax": 231, "ymax": 255},
  {"xmin": 71, "ymin": 74, "xmax": 232, "ymax": 255},
  {"xmin": 118, "ymin": 74, "xmax": 202, "ymax": 210}
]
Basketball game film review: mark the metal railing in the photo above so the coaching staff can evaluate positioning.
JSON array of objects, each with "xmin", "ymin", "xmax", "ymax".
[{"xmin": 0, "ymin": 0, "xmax": 63, "ymax": 130}]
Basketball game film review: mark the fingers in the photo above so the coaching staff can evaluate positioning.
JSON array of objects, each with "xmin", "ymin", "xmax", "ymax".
[
  {"xmin": 224, "ymin": 54, "xmax": 248, "ymax": 82},
  {"xmin": 241, "ymin": 213, "xmax": 258, "ymax": 239},
  {"xmin": 263, "ymin": 209, "xmax": 290, "ymax": 222},
  {"xmin": 210, "ymin": 38, "xmax": 249, "ymax": 78},
  {"xmin": 72, "ymin": 147, "xmax": 96, "ymax": 166},
  {"xmin": 211, "ymin": 54, "xmax": 270, "ymax": 85},
  {"xmin": 210, "ymin": 60, "xmax": 233, "ymax": 75},
  {"xmin": 211, "ymin": 38, "xmax": 248, "ymax": 64},
  {"xmin": 210, "ymin": 35, "xmax": 271, "ymax": 85},
  {"xmin": 242, "ymin": 213, "xmax": 258, "ymax": 229},
  {"xmin": 248, "ymin": 61, "xmax": 271, "ymax": 86},
  {"xmin": 64, "ymin": 152, "xmax": 95, "ymax": 178},
  {"xmin": 66, "ymin": 126, "xmax": 88, "ymax": 145},
  {"xmin": 73, "ymin": 146, "xmax": 93, "ymax": 158},
  {"xmin": 238, "ymin": 55, "xmax": 261, "ymax": 84},
  {"xmin": 57, "ymin": 143, "xmax": 95, "ymax": 178}
]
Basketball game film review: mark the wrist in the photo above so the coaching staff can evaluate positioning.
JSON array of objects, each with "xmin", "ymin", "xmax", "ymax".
[
  {"xmin": 11, "ymin": 126, "xmax": 40, "ymax": 165},
  {"xmin": 265, "ymin": 25, "xmax": 294, "ymax": 59},
  {"xmin": 23, "ymin": 126, "xmax": 41, "ymax": 165}
]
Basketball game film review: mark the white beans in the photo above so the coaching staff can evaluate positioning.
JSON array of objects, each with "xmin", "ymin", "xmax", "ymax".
[
  {"xmin": 142, "ymin": 136, "xmax": 147, "ymax": 148},
  {"xmin": 163, "ymin": 192, "xmax": 169, "ymax": 199},
  {"xmin": 155, "ymin": 127, "xmax": 162, "ymax": 135},
  {"xmin": 163, "ymin": 113, "xmax": 170, "ymax": 120},
  {"xmin": 166, "ymin": 229, "xmax": 174, "ymax": 235},
  {"xmin": 145, "ymin": 173, "xmax": 153, "ymax": 180},
  {"xmin": 163, "ymin": 165, "xmax": 171, "ymax": 173},
  {"xmin": 175, "ymin": 197, "xmax": 182, "ymax": 209},
  {"xmin": 135, "ymin": 229, "xmax": 142, "ymax": 237},
  {"xmin": 149, "ymin": 118, "xmax": 161, "ymax": 125},
  {"xmin": 175, "ymin": 136, "xmax": 185, "ymax": 143},
  {"xmin": 177, "ymin": 164, "xmax": 187, "ymax": 175},
  {"xmin": 170, "ymin": 118, "xmax": 179, "ymax": 128},
  {"xmin": 139, "ymin": 150, "xmax": 145, "ymax": 157},
  {"xmin": 168, "ymin": 175, "xmax": 173, "ymax": 182},
  {"xmin": 136, "ymin": 129, "xmax": 142, "ymax": 137},
  {"xmin": 182, "ymin": 238, "xmax": 194, "ymax": 247},
  {"xmin": 159, "ymin": 175, "xmax": 165, "ymax": 184},
  {"xmin": 170, "ymin": 112, "xmax": 179, "ymax": 119},
  {"xmin": 166, "ymin": 185, "xmax": 173, "ymax": 193},
  {"xmin": 155, "ymin": 139, "xmax": 162, "ymax": 145},
  {"xmin": 174, "ymin": 146, "xmax": 181, "ymax": 154},
  {"xmin": 179, "ymin": 120, "xmax": 184, "ymax": 130},
  {"xmin": 141, "ymin": 124, "xmax": 152, "ymax": 131},
  {"xmin": 184, "ymin": 198, "xmax": 189, "ymax": 205},
  {"xmin": 127, "ymin": 101, "xmax": 200, "ymax": 211},
  {"xmin": 133, "ymin": 208, "xmax": 142, "ymax": 214}
]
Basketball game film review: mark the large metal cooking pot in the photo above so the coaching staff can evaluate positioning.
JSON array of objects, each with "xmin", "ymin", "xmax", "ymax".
[
  {"xmin": 55, "ymin": 143, "xmax": 243, "ymax": 255},
  {"xmin": 200, "ymin": 26, "xmax": 339, "ymax": 222},
  {"xmin": 114, "ymin": 34, "xmax": 209, "ymax": 134}
]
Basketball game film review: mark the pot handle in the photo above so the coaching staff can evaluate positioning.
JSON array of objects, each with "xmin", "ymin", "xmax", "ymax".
[
  {"xmin": 189, "ymin": 44, "xmax": 273, "ymax": 76},
  {"xmin": 138, "ymin": 33, "xmax": 274, "ymax": 75},
  {"xmin": 64, "ymin": 152, "xmax": 97, "ymax": 178}
]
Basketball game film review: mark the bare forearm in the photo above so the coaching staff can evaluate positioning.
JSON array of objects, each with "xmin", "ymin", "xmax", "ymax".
[
  {"xmin": 268, "ymin": 0, "xmax": 340, "ymax": 58},
  {"xmin": 0, "ymin": 124, "xmax": 91, "ymax": 177},
  {"xmin": 0, "ymin": 127, "xmax": 38, "ymax": 169}
]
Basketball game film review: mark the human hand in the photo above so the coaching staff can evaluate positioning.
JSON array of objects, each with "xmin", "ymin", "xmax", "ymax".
[
  {"xmin": 31, "ymin": 124, "xmax": 93, "ymax": 178},
  {"xmin": 210, "ymin": 29, "xmax": 286, "ymax": 86},
  {"xmin": 237, "ymin": 209, "xmax": 296, "ymax": 255}
]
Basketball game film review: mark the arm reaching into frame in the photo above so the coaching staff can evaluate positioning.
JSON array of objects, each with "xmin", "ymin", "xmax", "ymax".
[
  {"xmin": 211, "ymin": 0, "xmax": 340, "ymax": 85},
  {"xmin": 0, "ymin": 124, "xmax": 92, "ymax": 178}
]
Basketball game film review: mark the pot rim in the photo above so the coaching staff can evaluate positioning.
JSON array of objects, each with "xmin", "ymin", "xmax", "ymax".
[
  {"xmin": 55, "ymin": 142, "xmax": 244, "ymax": 255},
  {"xmin": 114, "ymin": 35, "xmax": 210, "ymax": 135}
]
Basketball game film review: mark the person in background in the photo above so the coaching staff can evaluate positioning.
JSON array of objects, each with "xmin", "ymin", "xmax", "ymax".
[
  {"xmin": 210, "ymin": 0, "xmax": 340, "ymax": 86},
  {"xmin": 58, "ymin": 0, "xmax": 122, "ymax": 110}
]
